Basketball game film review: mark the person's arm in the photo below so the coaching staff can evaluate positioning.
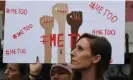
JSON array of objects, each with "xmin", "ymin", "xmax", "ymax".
[{"xmin": 29, "ymin": 56, "xmax": 42, "ymax": 80}]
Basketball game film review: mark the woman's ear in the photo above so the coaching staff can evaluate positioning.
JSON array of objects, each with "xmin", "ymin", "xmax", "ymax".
[{"xmin": 93, "ymin": 54, "xmax": 101, "ymax": 64}]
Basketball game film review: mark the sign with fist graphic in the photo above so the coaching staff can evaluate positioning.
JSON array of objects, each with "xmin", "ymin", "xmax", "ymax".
[{"xmin": 3, "ymin": 1, "xmax": 125, "ymax": 64}]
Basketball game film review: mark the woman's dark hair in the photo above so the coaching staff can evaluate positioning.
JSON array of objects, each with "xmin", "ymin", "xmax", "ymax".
[{"xmin": 77, "ymin": 33, "xmax": 112, "ymax": 79}]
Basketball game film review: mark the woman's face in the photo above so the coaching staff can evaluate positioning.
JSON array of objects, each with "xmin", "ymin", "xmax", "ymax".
[
  {"xmin": 71, "ymin": 38, "xmax": 95, "ymax": 70},
  {"xmin": 51, "ymin": 67, "xmax": 71, "ymax": 80},
  {"xmin": 4, "ymin": 64, "xmax": 21, "ymax": 80}
]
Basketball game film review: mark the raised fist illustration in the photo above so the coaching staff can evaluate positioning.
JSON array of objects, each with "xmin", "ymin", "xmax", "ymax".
[
  {"xmin": 52, "ymin": 3, "xmax": 68, "ymax": 23},
  {"xmin": 40, "ymin": 15, "xmax": 54, "ymax": 63},
  {"xmin": 67, "ymin": 11, "xmax": 83, "ymax": 51},
  {"xmin": 67, "ymin": 11, "xmax": 82, "ymax": 30},
  {"xmin": 40, "ymin": 15, "xmax": 54, "ymax": 30}
]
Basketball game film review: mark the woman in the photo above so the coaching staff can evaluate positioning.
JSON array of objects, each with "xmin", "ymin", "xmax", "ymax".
[
  {"xmin": 29, "ymin": 33, "xmax": 112, "ymax": 80},
  {"xmin": 50, "ymin": 64, "xmax": 72, "ymax": 80},
  {"xmin": 71, "ymin": 33, "xmax": 112, "ymax": 80}
]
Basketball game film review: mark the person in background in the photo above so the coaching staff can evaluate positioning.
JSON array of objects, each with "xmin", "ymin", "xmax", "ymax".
[
  {"xmin": 70, "ymin": 33, "xmax": 112, "ymax": 80},
  {"xmin": 4, "ymin": 63, "xmax": 29, "ymax": 80},
  {"xmin": 29, "ymin": 59, "xmax": 73, "ymax": 80},
  {"xmin": 50, "ymin": 64, "xmax": 73, "ymax": 80}
]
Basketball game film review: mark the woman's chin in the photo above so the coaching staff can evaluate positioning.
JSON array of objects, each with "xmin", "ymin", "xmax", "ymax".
[{"xmin": 70, "ymin": 63, "xmax": 80, "ymax": 70}]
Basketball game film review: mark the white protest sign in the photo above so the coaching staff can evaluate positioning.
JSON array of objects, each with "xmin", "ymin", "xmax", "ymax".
[{"xmin": 3, "ymin": 1, "xmax": 125, "ymax": 64}]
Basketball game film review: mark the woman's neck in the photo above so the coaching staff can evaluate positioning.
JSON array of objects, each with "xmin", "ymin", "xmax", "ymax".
[{"xmin": 80, "ymin": 66, "xmax": 96, "ymax": 80}]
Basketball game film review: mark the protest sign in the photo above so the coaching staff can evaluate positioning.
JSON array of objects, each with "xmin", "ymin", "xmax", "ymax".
[{"xmin": 3, "ymin": 1, "xmax": 125, "ymax": 64}]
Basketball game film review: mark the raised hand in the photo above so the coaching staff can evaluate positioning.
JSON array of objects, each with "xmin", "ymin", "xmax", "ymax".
[
  {"xmin": 40, "ymin": 15, "xmax": 54, "ymax": 31},
  {"xmin": 40, "ymin": 15, "xmax": 54, "ymax": 63},
  {"xmin": 52, "ymin": 3, "xmax": 68, "ymax": 23},
  {"xmin": 52, "ymin": 3, "xmax": 68, "ymax": 63},
  {"xmin": 67, "ymin": 11, "xmax": 83, "ymax": 51},
  {"xmin": 30, "ymin": 56, "xmax": 42, "ymax": 76},
  {"xmin": 67, "ymin": 11, "xmax": 83, "ymax": 31}
]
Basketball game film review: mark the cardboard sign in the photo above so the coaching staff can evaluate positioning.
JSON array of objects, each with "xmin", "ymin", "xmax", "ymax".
[{"xmin": 3, "ymin": 1, "xmax": 125, "ymax": 64}]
